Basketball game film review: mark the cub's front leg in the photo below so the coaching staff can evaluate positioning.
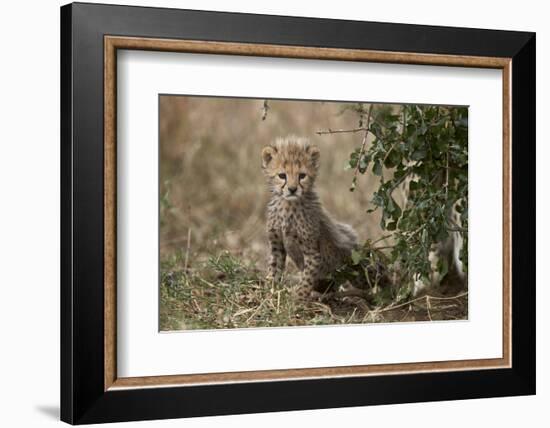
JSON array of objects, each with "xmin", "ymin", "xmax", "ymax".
[
  {"xmin": 266, "ymin": 228, "xmax": 286, "ymax": 282},
  {"xmin": 297, "ymin": 247, "xmax": 322, "ymax": 298}
]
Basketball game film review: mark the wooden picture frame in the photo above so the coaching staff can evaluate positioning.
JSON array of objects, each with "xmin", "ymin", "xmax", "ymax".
[{"xmin": 61, "ymin": 2, "xmax": 535, "ymax": 424}]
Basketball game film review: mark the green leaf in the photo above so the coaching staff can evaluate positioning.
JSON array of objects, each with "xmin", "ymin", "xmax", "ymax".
[
  {"xmin": 419, "ymin": 124, "xmax": 428, "ymax": 135},
  {"xmin": 409, "ymin": 180, "xmax": 420, "ymax": 191},
  {"xmin": 437, "ymin": 258, "xmax": 449, "ymax": 278},
  {"xmin": 386, "ymin": 221, "xmax": 397, "ymax": 231},
  {"xmin": 351, "ymin": 250, "xmax": 362, "ymax": 265},
  {"xmin": 436, "ymin": 228, "xmax": 448, "ymax": 241},
  {"xmin": 387, "ymin": 197, "xmax": 395, "ymax": 213},
  {"xmin": 373, "ymin": 161, "xmax": 382, "ymax": 176},
  {"xmin": 411, "ymin": 148, "xmax": 427, "ymax": 160},
  {"xmin": 344, "ymin": 103, "xmax": 468, "ymax": 290},
  {"xmin": 392, "ymin": 202, "xmax": 402, "ymax": 219},
  {"xmin": 358, "ymin": 155, "xmax": 369, "ymax": 173}
]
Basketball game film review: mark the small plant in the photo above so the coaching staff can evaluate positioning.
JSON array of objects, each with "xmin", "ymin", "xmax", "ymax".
[{"xmin": 317, "ymin": 103, "xmax": 469, "ymax": 295}]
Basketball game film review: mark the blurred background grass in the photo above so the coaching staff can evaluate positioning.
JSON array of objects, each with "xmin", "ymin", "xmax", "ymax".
[{"xmin": 160, "ymin": 96, "xmax": 383, "ymax": 267}]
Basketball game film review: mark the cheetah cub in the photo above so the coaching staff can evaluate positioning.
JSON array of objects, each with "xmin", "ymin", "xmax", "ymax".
[{"xmin": 261, "ymin": 136, "xmax": 359, "ymax": 298}]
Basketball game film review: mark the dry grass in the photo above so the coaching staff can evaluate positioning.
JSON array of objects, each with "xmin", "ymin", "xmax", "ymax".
[
  {"xmin": 160, "ymin": 251, "xmax": 468, "ymax": 331},
  {"xmin": 159, "ymin": 96, "xmax": 467, "ymax": 331}
]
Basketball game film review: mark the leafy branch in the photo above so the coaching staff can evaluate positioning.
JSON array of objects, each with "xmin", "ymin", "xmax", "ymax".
[{"xmin": 319, "ymin": 103, "xmax": 469, "ymax": 291}]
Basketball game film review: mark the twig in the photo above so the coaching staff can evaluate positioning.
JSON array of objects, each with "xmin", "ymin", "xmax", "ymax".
[
  {"xmin": 376, "ymin": 291, "xmax": 468, "ymax": 313},
  {"xmin": 372, "ymin": 245, "xmax": 395, "ymax": 251},
  {"xmin": 316, "ymin": 127, "xmax": 368, "ymax": 135},
  {"xmin": 245, "ymin": 294, "xmax": 272, "ymax": 323},
  {"xmin": 331, "ymin": 288, "xmax": 372, "ymax": 299},
  {"xmin": 233, "ymin": 308, "xmax": 254, "ymax": 317},
  {"xmin": 425, "ymin": 292, "xmax": 468, "ymax": 301},
  {"xmin": 353, "ymin": 104, "xmax": 374, "ymax": 179},
  {"xmin": 311, "ymin": 301, "xmax": 334, "ymax": 318},
  {"xmin": 402, "ymin": 107, "xmax": 407, "ymax": 139},
  {"xmin": 370, "ymin": 234, "xmax": 393, "ymax": 245},
  {"xmin": 381, "ymin": 140, "xmax": 399, "ymax": 166},
  {"xmin": 191, "ymin": 299, "xmax": 202, "ymax": 313},
  {"xmin": 196, "ymin": 276, "xmax": 218, "ymax": 289},
  {"xmin": 404, "ymin": 169, "xmax": 442, "ymax": 205},
  {"xmin": 261, "ymin": 100, "xmax": 269, "ymax": 121},
  {"xmin": 347, "ymin": 308, "xmax": 358, "ymax": 323},
  {"xmin": 445, "ymin": 150, "xmax": 449, "ymax": 198},
  {"xmin": 317, "ymin": 112, "xmax": 405, "ymax": 135},
  {"xmin": 399, "ymin": 306, "xmax": 412, "ymax": 322},
  {"xmin": 183, "ymin": 228, "xmax": 192, "ymax": 271},
  {"xmin": 388, "ymin": 170, "xmax": 412, "ymax": 193}
]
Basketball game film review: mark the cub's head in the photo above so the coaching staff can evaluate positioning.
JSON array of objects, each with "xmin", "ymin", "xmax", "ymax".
[{"xmin": 261, "ymin": 136, "xmax": 320, "ymax": 200}]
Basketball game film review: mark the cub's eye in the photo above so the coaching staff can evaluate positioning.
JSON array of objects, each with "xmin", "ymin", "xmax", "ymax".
[
  {"xmin": 278, "ymin": 173, "xmax": 287, "ymax": 180},
  {"xmin": 298, "ymin": 173, "xmax": 307, "ymax": 180}
]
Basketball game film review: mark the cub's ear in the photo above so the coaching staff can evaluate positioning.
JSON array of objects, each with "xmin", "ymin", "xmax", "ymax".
[
  {"xmin": 308, "ymin": 145, "xmax": 320, "ymax": 167},
  {"xmin": 261, "ymin": 146, "xmax": 276, "ymax": 169}
]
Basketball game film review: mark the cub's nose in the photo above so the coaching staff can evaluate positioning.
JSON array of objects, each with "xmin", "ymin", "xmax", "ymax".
[{"xmin": 288, "ymin": 186, "xmax": 297, "ymax": 194}]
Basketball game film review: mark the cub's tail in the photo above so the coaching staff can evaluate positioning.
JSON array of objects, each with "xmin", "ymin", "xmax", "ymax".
[{"xmin": 334, "ymin": 222, "xmax": 358, "ymax": 251}]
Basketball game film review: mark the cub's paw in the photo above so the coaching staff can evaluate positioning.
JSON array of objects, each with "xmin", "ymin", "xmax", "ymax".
[{"xmin": 295, "ymin": 286, "xmax": 313, "ymax": 300}]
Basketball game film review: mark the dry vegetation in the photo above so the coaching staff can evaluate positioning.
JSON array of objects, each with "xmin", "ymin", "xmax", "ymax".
[{"xmin": 159, "ymin": 96, "xmax": 467, "ymax": 331}]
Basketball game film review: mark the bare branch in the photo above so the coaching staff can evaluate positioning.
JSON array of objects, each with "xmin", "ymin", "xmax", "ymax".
[
  {"xmin": 372, "ymin": 245, "xmax": 395, "ymax": 251},
  {"xmin": 183, "ymin": 228, "xmax": 192, "ymax": 271},
  {"xmin": 261, "ymin": 100, "xmax": 269, "ymax": 121},
  {"xmin": 316, "ymin": 127, "xmax": 369, "ymax": 135},
  {"xmin": 370, "ymin": 234, "xmax": 393, "ymax": 245},
  {"xmin": 352, "ymin": 104, "xmax": 374, "ymax": 179},
  {"xmin": 376, "ymin": 292, "xmax": 468, "ymax": 314}
]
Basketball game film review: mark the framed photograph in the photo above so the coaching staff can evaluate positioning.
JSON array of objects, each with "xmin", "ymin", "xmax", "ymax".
[{"xmin": 60, "ymin": 2, "xmax": 535, "ymax": 424}]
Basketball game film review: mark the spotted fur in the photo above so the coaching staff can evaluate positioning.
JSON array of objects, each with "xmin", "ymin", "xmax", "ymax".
[{"xmin": 261, "ymin": 136, "xmax": 359, "ymax": 298}]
